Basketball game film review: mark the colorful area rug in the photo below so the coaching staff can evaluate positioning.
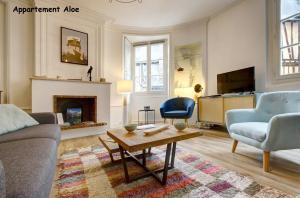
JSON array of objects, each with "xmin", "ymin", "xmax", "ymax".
[{"xmin": 52, "ymin": 145, "xmax": 295, "ymax": 198}]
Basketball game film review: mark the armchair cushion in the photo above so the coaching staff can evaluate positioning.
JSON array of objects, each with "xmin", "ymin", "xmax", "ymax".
[
  {"xmin": 230, "ymin": 122, "xmax": 268, "ymax": 142},
  {"xmin": 160, "ymin": 97, "xmax": 195, "ymax": 119},
  {"xmin": 164, "ymin": 110, "xmax": 188, "ymax": 118}
]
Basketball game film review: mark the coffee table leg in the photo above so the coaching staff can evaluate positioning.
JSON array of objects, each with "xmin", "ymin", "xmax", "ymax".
[
  {"xmin": 109, "ymin": 152, "xmax": 114, "ymax": 163},
  {"xmin": 170, "ymin": 142, "xmax": 177, "ymax": 168},
  {"xmin": 119, "ymin": 145, "xmax": 130, "ymax": 183},
  {"xmin": 142, "ymin": 149, "xmax": 146, "ymax": 166},
  {"xmin": 162, "ymin": 143, "xmax": 172, "ymax": 185}
]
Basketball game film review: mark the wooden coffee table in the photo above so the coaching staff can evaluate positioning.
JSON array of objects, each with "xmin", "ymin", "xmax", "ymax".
[{"xmin": 107, "ymin": 126, "xmax": 202, "ymax": 185}]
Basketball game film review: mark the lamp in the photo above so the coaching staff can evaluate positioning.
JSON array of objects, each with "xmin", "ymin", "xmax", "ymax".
[
  {"xmin": 117, "ymin": 80, "xmax": 133, "ymax": 94},
  {"xmin": 174, "ymin": 87, "xmax": 194, "ymax": 98},
  {"xmin": 117, "ymin": 80, "xmax": 133, "ymax": 125}
]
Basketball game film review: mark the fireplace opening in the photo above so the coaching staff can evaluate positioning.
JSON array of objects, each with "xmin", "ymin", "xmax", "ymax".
[{"xmin": 53, "ymin": 95, "xmax": 97, "ymax": 126}]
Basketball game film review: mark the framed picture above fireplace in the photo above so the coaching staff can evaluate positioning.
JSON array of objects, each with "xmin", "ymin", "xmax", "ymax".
[{"xmin": 61, "ymin": 27, "xmax": 88, "ymax": 65}]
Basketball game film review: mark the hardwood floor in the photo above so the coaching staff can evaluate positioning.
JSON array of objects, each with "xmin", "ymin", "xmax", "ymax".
[{"xmin": 58, "ymin": 130, "xmax": 300, "ymax": 195}]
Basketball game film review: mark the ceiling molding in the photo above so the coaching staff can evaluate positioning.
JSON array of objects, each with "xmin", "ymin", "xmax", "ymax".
[
  {"xmin": 104, "ymin": 17, "xmax": 208, "ymax": 34},
  {"xmin": 63, "ymin": 0, "xmax": 239, "ymax": 29},
  {"xmin": 60, "ymin": 0, "xmax": 113, "ymax": 23}
]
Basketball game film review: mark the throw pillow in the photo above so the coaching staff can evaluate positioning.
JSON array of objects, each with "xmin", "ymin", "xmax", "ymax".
[{"xmin": 0, "ymin": 104, "xmax": 39, "ymax": 135}]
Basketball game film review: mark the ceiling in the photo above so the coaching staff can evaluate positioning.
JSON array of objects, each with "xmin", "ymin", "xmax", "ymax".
[{"xmin": 68, "ymin": 0, "xmax": 239, "ymax": 28}]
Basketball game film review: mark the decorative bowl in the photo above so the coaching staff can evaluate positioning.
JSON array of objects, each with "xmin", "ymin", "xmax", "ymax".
[
  {"xmin": 124, "ymin": 124, "xmax": 137, "ymax": 133},
  {"xmin": 174, "ymin": 122, "xmax": 187, "ymax": 131}
]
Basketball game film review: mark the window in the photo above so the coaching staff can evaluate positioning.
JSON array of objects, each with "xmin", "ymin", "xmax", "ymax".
[
  {"xmin": 279, "ymin": 0, "xmax": 300, "ymax": 76},
  {"xmin": 150, "ymin": 43, "xmax": 164, "ymax": 91},
  {"xmin": 135, "ymin": 45, "xmax": 148, "ymax": 92},
  {"xmin": 133, "ymin": 42, "xmax": 166, "ymax": 93}
]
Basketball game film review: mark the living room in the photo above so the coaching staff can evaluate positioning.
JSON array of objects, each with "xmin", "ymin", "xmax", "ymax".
[{"xmin": 0, "ymin": 0, "xmax": 300, "ymax": 197}]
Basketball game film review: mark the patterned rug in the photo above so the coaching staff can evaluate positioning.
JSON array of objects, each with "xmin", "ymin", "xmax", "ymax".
[{"xmin": 51, "ymin": 145, "xmax": 295, "ymax": 198}]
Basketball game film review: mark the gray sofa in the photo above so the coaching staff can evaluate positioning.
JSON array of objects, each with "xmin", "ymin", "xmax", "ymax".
[{"xmin": 0, "ymin": 113, "xmax": 61, "ymax": 198}]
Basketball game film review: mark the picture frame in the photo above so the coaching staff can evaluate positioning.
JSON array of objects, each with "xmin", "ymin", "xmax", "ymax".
[{"xmin": 61, "ymin": 27, "xmax": 88, "ymax": 65}]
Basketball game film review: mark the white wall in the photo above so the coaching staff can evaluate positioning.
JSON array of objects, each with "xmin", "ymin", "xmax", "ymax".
[
  {"xmin": 207, "ymin": 0, "xmax": 267, "ymax": 95},
  {"xmin": 207, "ymin": 0, "xmax": 300, "ymax": 94},
  {"xmin": 0, "ymin": 2, "xmax": 4, "ymax": 102},
  {"xmin": 5, "ymin": 1, "xmax": 34, "ymax": 109},
  {"xmin": 103, "ymin": 26, "xmax": 124, "ymax": 127},
  {"xmin": 34, "ymin": 0, "xmax": 105, "ymax": 81},
  {"xmin": 171, "ymin": 21, "xmax": 207, "ymax": 95}
]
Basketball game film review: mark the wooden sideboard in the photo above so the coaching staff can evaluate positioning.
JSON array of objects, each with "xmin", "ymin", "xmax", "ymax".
[{"xmin": 198, "ymin": 94, "xmax": 257, "ymax": 125}]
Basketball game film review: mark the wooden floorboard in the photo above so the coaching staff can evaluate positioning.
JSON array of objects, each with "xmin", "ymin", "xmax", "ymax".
[{"xmin": 57, "ymin": 130, "xmax": 300, "ymax": 195}]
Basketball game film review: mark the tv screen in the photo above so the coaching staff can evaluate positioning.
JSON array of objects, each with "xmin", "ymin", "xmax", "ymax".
[{"xmin": 217, "ymin": 67, "xmax": 255, "ymax": 94}]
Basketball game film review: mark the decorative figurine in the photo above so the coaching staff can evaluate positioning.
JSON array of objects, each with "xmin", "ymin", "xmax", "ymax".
[{"xmin": 87, "ymin": 66, "xmax": 93, "ymax": 81}]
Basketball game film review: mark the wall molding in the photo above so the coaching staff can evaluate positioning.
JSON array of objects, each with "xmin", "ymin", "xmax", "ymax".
[
  {"xmin": 33, "ymin": 0, "xmax": 110, "ymax": 79},
  {"xmin": 1, "ymin": 0, "xmax": 34, "ymax": 106},
  {"xmin": 3, "ymin": 1, "xmax": 13, "ymax": 103}
]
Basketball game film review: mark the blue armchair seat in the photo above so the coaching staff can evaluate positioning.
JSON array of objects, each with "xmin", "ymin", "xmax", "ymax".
[
  {"xmin": 164, "ymin": 110, "xmax": 189, "ymax": 118},
  {"xmin": 226, "ymin": 91, "xmax": 300, "ymax": 172},
  {"xmin": 230, "ymin": 122, "xmax": 268, "ymax": 142},
  {"xmin": 160, "ymin": 97, "xmax": 195, "ymax": 124}
]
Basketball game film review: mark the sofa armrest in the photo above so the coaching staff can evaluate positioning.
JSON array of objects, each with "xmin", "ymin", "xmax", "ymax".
[
  {"xmin": 225, "ymin": 109, "xmax": 260, "ymax": 131},
  {"xmin": 30, "ymin": 112, "xmax": 57, "ymax": 124},
  {"xmin": 0, "ymin": 161, "xmax": 5, "ymax": 198},
  {"xmin": 263, "ymin": 113, "xmax": 300, "ymax": 151}
]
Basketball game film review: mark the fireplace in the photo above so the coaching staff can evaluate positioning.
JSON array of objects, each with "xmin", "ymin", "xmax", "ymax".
[{"xmin": 53, "ymin": 95, "xmax": 97, "ymax": 125}]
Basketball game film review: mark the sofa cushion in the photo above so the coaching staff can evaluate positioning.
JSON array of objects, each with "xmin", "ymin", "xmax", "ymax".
[
  {"xmin": 164, "ymin": 110, "xmax": 188, "ymax": 118},
  {"xmin": 0, "ymin": 104, "xmax": 39, "ymax": 135},
  {"xmin": 0, "ymin": 138, "xmax": 57, "ymax": 198},
  {"xmin": 0, "ymin": 161, "xmax": 5, "ymax": 198},
  {"xmin": 230, "ymin": 122, "xmax": 268, "ymax": 142},
  {"xmin": 0, "ymin": 124, "xmax": 61, "ymax": 145}
]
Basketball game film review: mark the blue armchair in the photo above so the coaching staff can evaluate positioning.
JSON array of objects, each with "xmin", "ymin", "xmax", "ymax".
[
  {"xmin": 226, "ymin": 91, "xmax": 300, "ymax": 172},
  {"xmin": 160, "ymin": 97, "xmax": 195, "ymax": 125}
]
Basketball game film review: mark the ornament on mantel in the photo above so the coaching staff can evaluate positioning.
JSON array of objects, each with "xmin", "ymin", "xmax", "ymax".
[{"xmin": 87, "ymin": 66, "xmax": 93, "ymax": 82}]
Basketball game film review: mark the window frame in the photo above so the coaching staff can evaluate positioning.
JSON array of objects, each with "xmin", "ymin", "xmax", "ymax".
[
  {"xmin": 268, "ymin": 0, "xmax": 300, "ymax": 83},
  {"xmin": 131, "ymin": 40, "xmax": 168, "ymax": 95}
]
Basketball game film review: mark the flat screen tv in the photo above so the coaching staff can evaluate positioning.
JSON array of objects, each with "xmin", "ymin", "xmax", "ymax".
[{"xmin": 217, "ymin": 67, "xmax": 255, "ymax": 94}]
